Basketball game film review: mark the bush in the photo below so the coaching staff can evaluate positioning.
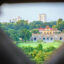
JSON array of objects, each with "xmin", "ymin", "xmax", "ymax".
[
  {"xmin": 45, "ymin": 46, "xmax": 56, "ymax": 52},
  {"xmin": 36, "ymin": 44, "xmax": 43, "ymax": 51},
  {"xmin": 31, "ymin": 50, "xmax": 37, "ymax": 58},
  {"xmin": 34, "ymin": 50, "xmax": 44, "ymax": 64},
  {"xmin": 22, "ymin": 46, "xmax": 34, "ymax": 54},
  {"xmin": 34, "ymin": 50, "xmax": 52, "ymax": 64},
  {"xmin": 43, "ymin": 52, "xmax": 52, "ymax": 60}
]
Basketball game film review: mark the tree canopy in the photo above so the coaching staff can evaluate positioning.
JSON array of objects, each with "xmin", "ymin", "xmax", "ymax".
[{"xmin": 0, "ymin": 18, "xmax": 64, "ymax": 41}]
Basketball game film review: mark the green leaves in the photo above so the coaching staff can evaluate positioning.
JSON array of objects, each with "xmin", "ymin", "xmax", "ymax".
[
  {"xmin": 19, "ymin": 29, "xmax": 32, "ymax": 42},
  {"xmin": 31, "ymin": 29, "xmax": 39, "ymax": 34},
  {"xmin": 0, "ymin": 18, "xmax": 64, "ymax": 42},
  {"xmin": 36, "ymin": 44, "xmax": 43, "ymax": 51},
  {"xmin": 56, "ymin": 19, "xmax": 64, "ymax": 31},
  {"xmin": 8, "ymin": 29, "xmax": 19, "ymax": 41}
]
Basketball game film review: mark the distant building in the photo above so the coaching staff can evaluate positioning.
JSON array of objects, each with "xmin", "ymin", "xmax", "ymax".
[
  {"xmin": 17, "ymin": 16, "xmax": 22, "ymax": 21},
  {"xmin": 37, "ymin": 25, "xmax": 61, "ymax": 35},
  {"xmin": 10, "ymin": 16, "xmax": 22, "ymax": 23},
  {"xmin": 10, "ymin": 18, "xmax": 17, "ymax": 23},
  {"xmin": 31, "ymin": 25, "xmax": 64, "ymax": 42},
  {"xmin": 39, "ymin": 14, "xmax": 46, "ymax": 23}
]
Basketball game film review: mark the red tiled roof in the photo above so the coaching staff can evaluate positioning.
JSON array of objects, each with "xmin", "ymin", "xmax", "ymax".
[
  {"xmin": 45, "ymin": 25, "xmax": 53, "ymax": 30},
  {"xmin": 45, "ymin": 25, "xmax": 50, "ymax": 28},
  {"xmin": 38, "ymin": 26, "xmax": 53, "ymax": 31},
  {"xmin": 38, "ymin": 27, "xmax": 44, "ymax": 30},
  {"xmin": 49, "ymin": 28, "xmax": 53, "ymax": 30}
]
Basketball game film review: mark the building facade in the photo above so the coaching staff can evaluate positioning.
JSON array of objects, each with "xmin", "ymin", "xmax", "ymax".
[
  {"xmin": 39, "ymin": 14, "xmax": 46, "ymax": 23},
  {"xmin": 10, "ymin": 16, "xmax": 22, "ymax": 23},
  {"xmin": 31, "ymin": 26, "xmax": 64, "ymax": 42}
]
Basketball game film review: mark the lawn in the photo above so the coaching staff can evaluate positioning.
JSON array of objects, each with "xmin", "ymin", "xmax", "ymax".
[
  {"xmin": 16, "ymin": 41, "xmax": 63, "ymax": 64},
  {"xmin": 17, "ymin": 40, "xmax": 62, "ymax": 49}
]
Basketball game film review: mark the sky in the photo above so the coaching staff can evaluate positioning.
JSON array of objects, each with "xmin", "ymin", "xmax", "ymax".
[{"xmin": 0, "ymin": 3, "xmax": 64, "ymax": 22}]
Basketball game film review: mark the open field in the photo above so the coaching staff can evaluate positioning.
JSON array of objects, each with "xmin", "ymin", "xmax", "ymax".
[
  {"xmin": 17, "ymin": 41, "xmax": 63, "ymax": 49},
  {"xmin": 16, "ymin": 41, "xmax": 63, "ymax": 64}
]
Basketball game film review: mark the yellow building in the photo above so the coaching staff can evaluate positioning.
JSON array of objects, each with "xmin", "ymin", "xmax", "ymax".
[{"xmin": 36, "ymin": 25, "xmax": 61, "ymax": 35}]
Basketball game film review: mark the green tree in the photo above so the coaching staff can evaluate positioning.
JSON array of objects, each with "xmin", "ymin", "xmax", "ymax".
[
  {"xmin": 8, "ymin": 29, "xmax": 19, "ymax": 41},
  {"xmin": 52, "ymin": 25, "xmax": 56, "ymax": 29},
  {"xmin": 57, "ymin": 18, "xmax": 63, "ymax": 26},
  {"xmin": 31, "ymin": 29, "xmax": 39, "ymax": 34},
  {"xmin": 15, "ymin": 20, "xmax": 29, "ymax": 30},
  {"xmin": 62, "ymin": 30, "xmax": 64, "ymax": 33},
  {"xmin": 34, "ymin": 50, "xmax": 44, "ymax": 64},
  {"xmin": 36, "ymin": 44, "xmax": 43, "ymax": 51},
  {"xmin": 29, "ymin": 21, "xmax": 43, "ymax": 29},
  {"xmin": 19, "ymin": 29, "xmax": 32, "ymax": 42},
  {"xmin": 56, "ymin": 21, "xmax": 64, "ymax": 31}
]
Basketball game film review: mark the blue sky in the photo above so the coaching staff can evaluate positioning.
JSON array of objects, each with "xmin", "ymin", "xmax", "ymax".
[{"xmin": 0, "ymin": 3, "xmax": 64, "ymax": 22}]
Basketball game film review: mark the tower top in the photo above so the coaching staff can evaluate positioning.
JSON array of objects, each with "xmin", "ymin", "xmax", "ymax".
[{"xmin": 39, "ymin": 14, "xmax": 46, "ymax": 23}]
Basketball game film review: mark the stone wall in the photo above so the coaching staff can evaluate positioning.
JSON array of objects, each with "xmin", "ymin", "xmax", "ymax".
[{"xmin": 31, "ymin": 33, "xmax": 64, "ymax": 42}]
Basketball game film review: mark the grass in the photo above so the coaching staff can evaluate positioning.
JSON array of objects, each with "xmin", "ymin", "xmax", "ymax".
[
  {"xmin": 17, "ymin": 40, "xmax": 62, "ymax": 49},
  {"xmin": 17, "ymin": 41, "xmax": 63, "ymax": 64}
]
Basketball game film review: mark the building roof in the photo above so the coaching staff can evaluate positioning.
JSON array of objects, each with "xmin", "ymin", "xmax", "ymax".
[
  {"xmin": 45, "ymin": 25, "xmax": 53, "ymax": 30},
  {"xmin": 33, "ymin": 25, "xmax": 61, "ymax": 32},
  {"xmin": 38, "ymin": 27, "xmax": 45, "ymax": 30},
  {"xmin": 38, "ymin": 25, "xmax": 53, "ymax": 31}
]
